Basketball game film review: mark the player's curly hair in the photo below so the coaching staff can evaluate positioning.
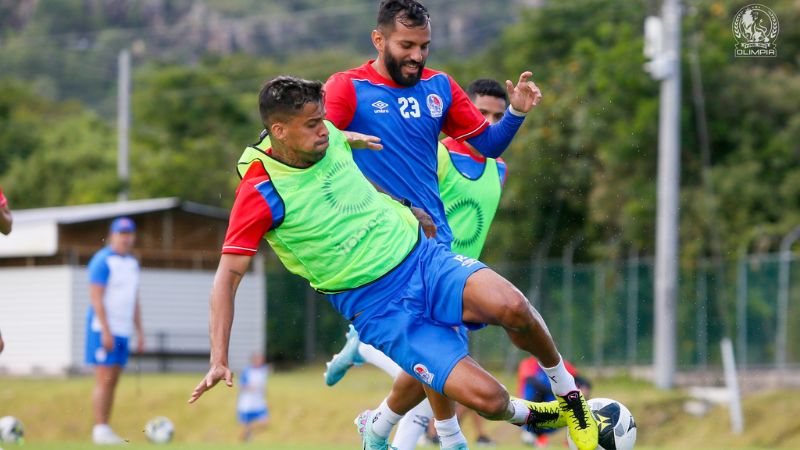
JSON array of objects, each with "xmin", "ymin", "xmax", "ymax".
[
  {"xmin": 258, "ymin": 76, "xmax": 323, "ymax": 126},
  {"xmin": 467, "ymin": 78, "xmax": 508, "ymax": 103},
  {"xmin": 377, "ymin": 0, "xmax": 429, "ymax": 32}
]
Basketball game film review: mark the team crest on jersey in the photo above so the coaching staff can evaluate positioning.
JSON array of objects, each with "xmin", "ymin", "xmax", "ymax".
[
  {"xmin": 426, "ymin": 94, "xmax": 443, "ymax": 118},
  {"xmin": 372, "ymin": 100, "xmax": 390, "ymax": 114},
  {"xmin": 413, "ymin": 363, "xmax": 435, "ymax": 385}
]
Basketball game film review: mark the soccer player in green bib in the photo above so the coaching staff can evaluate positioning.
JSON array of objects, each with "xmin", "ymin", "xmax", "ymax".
[{"xmin": 188, "ymin": 76, "xmax": 597, "ymax": 450}]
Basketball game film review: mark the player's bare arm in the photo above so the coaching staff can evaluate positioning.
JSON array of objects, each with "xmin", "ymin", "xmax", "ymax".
[
  {"xmin": 505, "ymin": 71, "xmax": 543, "ymax": 114},
  {"xmin": 0, "ymin": 204, "xmax": 11, "ymax": 235},
  {"xmin": 189, "ymin": 253, "xmax": 252, "ymax": 403},
  {"xmin": 0, "ymin": 187, "xmax": 11, "ymax": 235}
]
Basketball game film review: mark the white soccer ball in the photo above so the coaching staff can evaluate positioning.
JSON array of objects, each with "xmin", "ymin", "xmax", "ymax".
[
  {"xmin": 144, "ymin": 416, "xmax": 174, "ymax": 444},
  {"xmin": 567, "ymin": 397, "xmax": 637, "ymax": 450},
  {"xmin": 0, "ymin": 416, "xmax": 24, "ymax": 444}
]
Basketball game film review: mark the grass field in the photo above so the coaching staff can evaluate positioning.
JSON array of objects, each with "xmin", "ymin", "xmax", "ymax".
[
  {"xmin": 0, "ymin": 443, "xmax": 784, "ymax": 450},
  {"xmin": 1, "ymin": 364, "xmax": 799, "ymax": 449}
]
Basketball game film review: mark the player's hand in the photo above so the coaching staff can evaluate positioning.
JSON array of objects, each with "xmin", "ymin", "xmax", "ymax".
[
  {"xmin": 506, "ymin": 71, "xmax": 542, "ymax": 114},
  {"xmin": 188, "ymin": 363, "xmax": 233, "ymax": 403},
  {"xmin": 343, "ymin": 131, "xmax": 383, "ymax": 150},
  {"xmin": 411, "ymin": 206, "xmax": 437, "ymax": 238},
  {"xmin": 136, "ymin": 334, "xmax": 145, "ymax": 354},
  {"xmin": 101, "ymin": 331, "xmax": 114, "ymax": 351}
]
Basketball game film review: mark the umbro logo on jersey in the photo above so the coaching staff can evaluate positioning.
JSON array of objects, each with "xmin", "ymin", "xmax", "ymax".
[{"xmin": 372, "ymin": 100, "xmax": 390, "ymax": 114}]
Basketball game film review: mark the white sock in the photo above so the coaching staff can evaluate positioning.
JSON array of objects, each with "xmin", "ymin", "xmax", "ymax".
[
  {"xmin": 371, "ymin": 399, "xmax": 403, "ymax": 438},
  {"xmin": 392, "ymin": 399, "xmax": 434, "ymax": 450},
  {"xmin": 508, "ymin": 397, "xmax": 532, "ymax": 424},
  {"xmin": 434, "ymin": 415, "xmax": 467, "ymax": 448},
  {"xmin": 359, "ymin": 343, "xmax": 403, "ymax": 378},
  {"xmin": 539, "ymin": 356, "xmax": 578, "ymax": 396}
]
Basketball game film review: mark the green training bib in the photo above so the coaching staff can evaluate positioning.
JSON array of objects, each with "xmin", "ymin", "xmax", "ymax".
[{"xmin": 237, "ymin": 121, "xmax": 419, "ymax": 292}]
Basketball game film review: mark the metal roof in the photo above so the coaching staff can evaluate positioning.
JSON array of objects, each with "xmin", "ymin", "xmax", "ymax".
[
  {"xmin": 11, "ymin": 197, "xmax": 229, "ymax": 224},
  {"xmin": 0, "ymin": 198, "xmax": 229, "ymax": 258}
]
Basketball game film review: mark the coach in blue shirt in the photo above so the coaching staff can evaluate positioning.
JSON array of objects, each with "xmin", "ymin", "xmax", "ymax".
[{"xmin": 85, "ymin": 217, "xmax": 144, "ymax": 444}]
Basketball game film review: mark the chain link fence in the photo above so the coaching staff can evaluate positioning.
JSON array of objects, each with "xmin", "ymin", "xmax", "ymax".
[{"xmin": 265, "ymin": 252, "xmax": 800, "ymax": 375}]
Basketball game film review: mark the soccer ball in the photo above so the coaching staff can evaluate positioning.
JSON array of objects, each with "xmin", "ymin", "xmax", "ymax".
[
  {"xmin": 567, "ymin": 398, "xmax": 637, "ymax": 450},
  {"xmin": 144, "ymin": 416, "xmax": 174, "ymax": 444},
  {"xmin": 0, "ymin": 416, "xmax": 24, "ymax": 443}
]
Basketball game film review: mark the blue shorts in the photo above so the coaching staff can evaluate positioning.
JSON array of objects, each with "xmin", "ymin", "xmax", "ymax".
[
  {"xmin": 329, "ymin": 236, "xmax": 487, "ymax": 394},
  {"xmin": 85, "ymin": 329, "xmax": 130, "ymax": 367},
  {"xmin": 238, "ymin": 408, "xmax": 269, "ymax": 424}
]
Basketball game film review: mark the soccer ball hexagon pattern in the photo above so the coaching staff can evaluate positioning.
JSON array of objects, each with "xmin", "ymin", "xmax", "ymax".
[{"xmin": 144, "ymin": 416, "xmax": 174, "ymax": 444}]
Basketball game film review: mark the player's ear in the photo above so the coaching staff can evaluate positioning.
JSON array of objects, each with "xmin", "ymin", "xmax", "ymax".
[
  {"xmin": 371, "ymin": 29, "xmax": 384, "ymax": 52},
  {"xmin": 270, "ymin": 122, "xmax": 285, "ymax": 140}
]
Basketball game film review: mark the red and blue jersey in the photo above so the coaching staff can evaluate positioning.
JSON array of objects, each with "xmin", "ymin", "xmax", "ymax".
[
  {"xmin": 222, "ymin": 160, "xmax": 282, "ymax": 256},
  {"xmin": 325, "ymin": 61, "xmax": 490, "ymax": 246}
]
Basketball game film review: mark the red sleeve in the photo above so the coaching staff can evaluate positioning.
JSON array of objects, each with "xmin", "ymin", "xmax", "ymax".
[
  {"xmin": 222, "ymin": 173, "xmax": 273, "ymax": 256},
  {"xmin": 0, "ymin": 188, "xmax": 7, "ymax": 208},
  {"xmin": 324, "ymin": 73, "xmax": 357, "ymax": 130},
  {"xmin": 442, "ymin": 75, "xmax": 489, "ymax": 141}
]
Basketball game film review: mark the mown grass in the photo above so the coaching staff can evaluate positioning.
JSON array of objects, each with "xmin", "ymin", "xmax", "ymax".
[{"xmin": 1, "ymin": 364, "xmax": 798, "ymax": 449}]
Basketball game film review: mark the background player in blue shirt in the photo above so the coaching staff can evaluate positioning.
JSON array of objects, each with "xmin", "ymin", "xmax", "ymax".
[
  {"xmin": 238, "ymin": 352, "xmax": 271, "ymax": 442},
  {"xmin": 85, "ymin": 217, "xmax": 144, "ymax": 444}
]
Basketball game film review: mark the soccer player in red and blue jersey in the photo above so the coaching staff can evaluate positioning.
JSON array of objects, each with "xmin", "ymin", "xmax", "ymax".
[
  {"xmin": 324, "ymin": 0, "xmax": 541, "ymax": 249},
  {"xmin": 322, "ymin": 2, "xmax": 569, "ymax": 449}
]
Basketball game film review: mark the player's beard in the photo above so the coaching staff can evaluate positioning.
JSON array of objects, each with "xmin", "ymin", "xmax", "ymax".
[{"xmin": 384, "ymin": 50, "xmax": 425, "ymax": 87}]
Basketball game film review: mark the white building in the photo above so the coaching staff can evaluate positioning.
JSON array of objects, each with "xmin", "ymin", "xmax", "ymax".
[{"xmin": 0, "ymin": 198, "xmax": 266, "ymax": 375}]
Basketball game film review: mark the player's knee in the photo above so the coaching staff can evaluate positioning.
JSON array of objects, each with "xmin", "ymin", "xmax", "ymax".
[
  {"xmin": 470, "ymin": 385, "xmax": 509, "ymax": 418},
  {"xmin": 498, "ymin": 290, "xmax": 535, "ymax": 330}
]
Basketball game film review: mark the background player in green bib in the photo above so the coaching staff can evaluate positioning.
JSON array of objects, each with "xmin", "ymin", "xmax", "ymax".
[
  {"xmin": 188, "ymin": 76, "xmax": 597, "ymax": 450},
  {"xmin": 324, "ymin": 78, "xmax": 512, "ymax": 449},
  {"xmin": 437, "ymin": 78, "xmax": 509, "ymax": 259}
]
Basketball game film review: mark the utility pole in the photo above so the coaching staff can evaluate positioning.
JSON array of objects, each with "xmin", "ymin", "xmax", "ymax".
[
  {"xmin": 645, "ymin": 0, "xmax": 682, "ymax": 389},
  {"xmin": 117, "ymin": 49, "xmax": 131, "ymax": 202}
]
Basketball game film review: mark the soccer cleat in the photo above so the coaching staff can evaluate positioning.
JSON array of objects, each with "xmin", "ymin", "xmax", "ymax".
[
  {"xmin": 511, "ymin": 397, "xmax": 565, "ymax": 431},
  {"xmin": 557, "ymin": 390, "xmax": 598, "ymax": 450},
  {"xmin": 324, "ymin": 324, "xmax": 365, "ymax": 386},
  {"xmin": 355, "ymin": 410, "xmax": 397, "ymax": 450}
]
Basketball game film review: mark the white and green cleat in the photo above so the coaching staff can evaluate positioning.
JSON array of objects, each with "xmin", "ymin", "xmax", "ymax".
[
  {"xmin": 355, "ymin": 410, "xmax": 397, "ymax": 450},
  {"xmin": 324, "ymin": 324, "xmax": 365, "ymax": 386}
]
